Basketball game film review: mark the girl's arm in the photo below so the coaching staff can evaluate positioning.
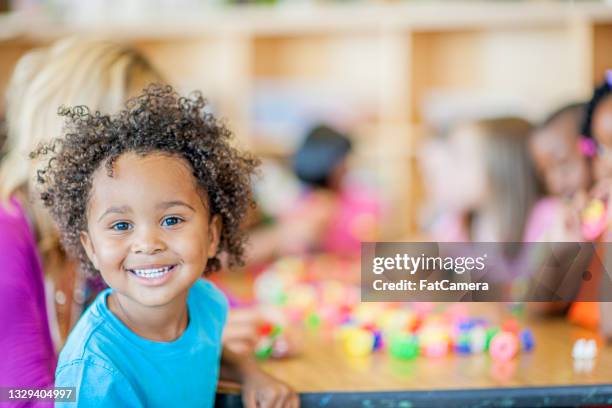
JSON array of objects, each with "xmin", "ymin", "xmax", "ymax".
[
  {"xmin": 0, "ymin": 233, "xmax": 56, "ymax": 402},
  {"xmin": 219, "ymin": 346, "xmax": 299, "ymax": 408}
]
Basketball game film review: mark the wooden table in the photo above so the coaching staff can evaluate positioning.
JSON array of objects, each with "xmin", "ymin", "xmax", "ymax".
[{"xmin": 216, "ymin": 309, "xmax": 612, "ymax": 407}]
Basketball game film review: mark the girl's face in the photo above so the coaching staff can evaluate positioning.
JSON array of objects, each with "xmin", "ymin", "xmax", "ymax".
[
  {"xmin": 529, "ymin": 114, "xmax": 590, "ymax": 197},
  {"xmin": 80, "ymin": 152, "xmax": 221, "ymax": 308},
  {"xmin": 593, "ymin": 96, "xmax": 612, "ymax": 181}
]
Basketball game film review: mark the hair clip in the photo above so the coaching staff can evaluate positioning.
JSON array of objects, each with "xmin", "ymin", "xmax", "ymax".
[
  {"xmin": 607, "ymin": 69, "xmax": 612, "ymax": 87},
  {"xmin": 579, "ymin": 137, "xmax": 598, "ymax": 157}
]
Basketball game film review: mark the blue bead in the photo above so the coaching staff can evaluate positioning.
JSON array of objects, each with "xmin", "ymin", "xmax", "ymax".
[
  {"xmin": 520, "ymin": 329, "xmax": 535, "ymax": 352},
  {"xmin": 373, "ymin": 330, "xmax": 384, "ymax": 351},
  {"xmin": 455, "ymin": 342, "xmax": 471, "ymax": 354}
]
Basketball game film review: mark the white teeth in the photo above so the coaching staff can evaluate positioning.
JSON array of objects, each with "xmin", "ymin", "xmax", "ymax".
[{"xmin": 129, "ymin": 266, "xmax": 173, "ymax": 279}]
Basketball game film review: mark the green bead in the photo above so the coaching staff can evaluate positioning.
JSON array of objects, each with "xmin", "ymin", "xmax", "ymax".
[
  {"xmin": 306, "ymin": 312, "xmax": 321, "ymax": 329},
  {"xmin": 271, "ymin": 325, "xmax": 283, "ymax": 338},
  {"xmin": 485, "ymin": 327, "xmax": 500, "ymax": 351},
  {"xmin": 255, "ymin": 345, "xmax": 273, "ymax": 359},
  {"xmin": 390, "ymin": 334, "xmax": 419, "ymax": 360}
]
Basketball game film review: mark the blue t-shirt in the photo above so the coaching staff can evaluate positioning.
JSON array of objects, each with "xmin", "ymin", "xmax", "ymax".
[{"xmin": 55, "ymin": 279, "xmax": 228, "ymax": 408}]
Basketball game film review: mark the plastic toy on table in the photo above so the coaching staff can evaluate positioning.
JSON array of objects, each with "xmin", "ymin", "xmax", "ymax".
[
  {"xmin": 489, "ymin": 331, "xmax": 519, "ymax": 362},
  {"xmin": 581, "ymin": 198, "xmax": 608, "ymax": 240}
]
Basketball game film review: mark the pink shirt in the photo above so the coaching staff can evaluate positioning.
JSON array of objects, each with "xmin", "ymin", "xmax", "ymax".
[{"xmin": 0, "ymin": 198, "xmax": 55, "ymax": 407}]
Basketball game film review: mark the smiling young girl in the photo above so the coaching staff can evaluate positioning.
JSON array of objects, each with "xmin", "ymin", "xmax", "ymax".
[{"xmin": 33, "ymin": 85, "xmax": 298, "ymax": 407}]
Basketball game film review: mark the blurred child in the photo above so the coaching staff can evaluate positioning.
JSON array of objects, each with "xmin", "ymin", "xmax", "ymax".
[
  {"xmin": 529, "ymin": 103, "xmax": 591, "ymax": 199},
  {"xmin": 428, "ymin": 118, "xmax": 586, "ymax": 312},
  {"xmin": 436, "ymin": 117, "xmax": 541, "ymax": 242},
  {"xmin": 291, "ymin": 124, "xmax": 379, "ymax": 257},
  {"xmin": 567, "ymin": 72, "xmax": 612, "ymax": 339},
  {"xmin": 34, "ymin": 85, "xmax": 297, "ymax": 407},
  {"xmin": 522, "ymin": 104, "xmax": 594, "ymax": 316},
  {"xmin": 248, "ymin": 124, "xmax": 379, "ymax": 263}
]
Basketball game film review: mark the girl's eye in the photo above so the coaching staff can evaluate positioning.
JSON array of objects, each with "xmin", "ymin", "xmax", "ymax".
[
  {"xmin": 161, "ymin": 216, "xmax": 183, "ymax": 227},
  {"xmin": 111, "ymin": 222, "xmax": 132, "ymax": 231}
]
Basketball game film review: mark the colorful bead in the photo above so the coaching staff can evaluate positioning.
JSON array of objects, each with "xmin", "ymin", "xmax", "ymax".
[
  {"xmin": 306, "ymin": 312, "xmax": 321, "ymax": 329},
  {"xmin": 489, "ymin": 332, "xmax": 518, "ymax": 362},
  {"xmin": 501, "ymin": 318, "xmax": 520, "ymax": 335},
  {"xmin": 581, "ymin": 199, "xmax": 608, "ymax": 240},
  {"xmin": 372, "ymin": 330, "xmax": 384, "ymax": 351},
  {"xmin": 390, "ymin": 333, "xmax": 419, "ymax": 360},
  {"xmin": 469, "ymin": 326, "xmax": 487, "ymax": 354},
  {"xmin": 572, "ymin": 338, "xmax": 597, "ymax": 359},
  {"xmin": 422, "ymin": 341, "xmax": 448, "ymax": 358},
  {"xmin": 343, "ymin": 328, "xmax": 374, "ymax": 357},
  {"xmin": 454, "ymin": 332, "xmax": 471, "ymax": 354},
  {"xmin": 258, "ymin": 322, "xmax": 274, "ymax": 337},
  {"xmin": 255, "ymin": 337, "xmax": 274, "ymax": 360},
  {"xmin": 519, "ymin": 329, "xmax": 535, "ymax": 352},
  {"xmin": 485, "ymin": 327, "xmax": 500, "ymax": 351},
  {"xmin": 271, "ymin": 336, "xmax": 290, "ymax": 359}
]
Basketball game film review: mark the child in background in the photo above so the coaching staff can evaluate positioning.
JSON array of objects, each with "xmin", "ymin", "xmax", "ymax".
[
  {"xmin": 247, "ymin": 124, "xmax": 379, "ymax": 263},
  {"xmin": 34, "ymin": 85, "xmax": 297, "ymax": 407},
  {"xmin": 291, "ymin": 124, "xmax": 379, "ymax": 257},
  {"xmin": 524, "ymin": 104, "xmax": 593, "ymax": 315},
  {"xmin": 529, "ymin": 103, "xmax": 591, "ymax": 199},
  {"xmin": 433, "ymin": 117, "xmax": 541, "ymax": 242},
  {"xmin": 524, "ymin": 103, "xmax": 593, "ymax": 243},
  {"xmin": 426, "ymin": 117, "xmax": 582, "ymax": 312},
  {"xmin": 567, "ymin": 72, "xmax": 612, "ymax": 339}
]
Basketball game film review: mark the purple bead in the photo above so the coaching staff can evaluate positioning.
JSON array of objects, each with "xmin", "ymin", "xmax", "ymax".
[
  {"xmin": 458, "ymin": 320, "xmax": 474, "ymax": 331},
  {"xmin": 520, "ymin": 329, "xmax": 535, "ymax": 352},
  {"xmin": 373, "ymin": 330, "xmax": 384, "ymax": 351}
]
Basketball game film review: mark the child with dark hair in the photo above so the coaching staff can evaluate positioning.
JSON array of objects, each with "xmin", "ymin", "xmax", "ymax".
[
  {"xmin": 33, "ymin": 85, "xmax": 298, "ymax": 407},
  {"xmin": 582, "ymin": 71, "xmax": 612, "ymax": 182},
  {"xmin": 293, "ymin": 125, "xmax": 352, "ymax": 190},
  {"xmin": 529, "ymin": 103, "xmax": 591, "ymax": 199},
  {"xmin": 567, "ymin": 72, "xmax": 612, "ymax": 339},
  {"xmin": 292, "ymin": 124, "xmax": 378, "ymax": 257}
]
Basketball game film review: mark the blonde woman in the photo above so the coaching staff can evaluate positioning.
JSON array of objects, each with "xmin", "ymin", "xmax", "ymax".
[{"xmin": 0, "ymin": 38, "xmax": 161, "ymax": 395}]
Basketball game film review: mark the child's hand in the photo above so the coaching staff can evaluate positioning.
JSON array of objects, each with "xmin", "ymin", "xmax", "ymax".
[
  {"xmin": 223, "ymin": 308, "xmax": 264, "ymax": 356},
  {"xmin": 241, "ymin": 368, "xmax": 299, "ymax": 408},
  {"xmin": 546, "ymin": 198, "xmax": 583, "ymax": 242}
]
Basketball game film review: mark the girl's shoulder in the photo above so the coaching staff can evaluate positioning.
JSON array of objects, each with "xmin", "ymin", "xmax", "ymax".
[
  {"xmin": 189, "ymin": 279, "xmax": 229, "ymax": 333},
  {"xmin": 0, "ymin": 197, "xmax": 42, "ymax": 285},
  {"xmin": 191, "ymin": 277, "xmax": 228, "ymax": 301},
  {"xmin": 190, "ymin": 279, "xmax": 229, "ymax": 314},
  {"xmin": 56, "ymin": 290, "xmax": 114, "ymax": 370},
  {"xmin": 0, "ymin": 197, "xmax": 30, "ymax": 241}
]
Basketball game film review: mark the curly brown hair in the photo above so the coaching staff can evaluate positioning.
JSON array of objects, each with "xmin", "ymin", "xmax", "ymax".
[{"xmin": 32, "ymin": 84, "xmax": 259, "ymax": 277}]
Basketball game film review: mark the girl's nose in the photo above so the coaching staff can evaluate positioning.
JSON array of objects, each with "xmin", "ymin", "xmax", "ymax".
[{"xmin": 131, "ymin": 227, "xmax": 166, "ymax": 254}]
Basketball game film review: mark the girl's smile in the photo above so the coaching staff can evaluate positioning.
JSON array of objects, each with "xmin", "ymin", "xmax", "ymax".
[{"xmin": 126, "ymin": 264, "xmax": 178, "ymax": 286}]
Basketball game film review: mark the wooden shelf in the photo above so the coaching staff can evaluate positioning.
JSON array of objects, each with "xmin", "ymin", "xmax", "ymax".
[
  {"xmin": 3, "ymin": 2, "xmax": 612, "ymax": 40},
  {"xmin": 2, "ymin": 1, "xmax": 612, "ymax": 237}
]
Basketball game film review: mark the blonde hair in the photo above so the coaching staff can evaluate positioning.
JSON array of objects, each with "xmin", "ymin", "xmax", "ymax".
[
  {"xmin": 0, "ymin": 37, "xmax": 161, "ymax": 257},
  {"xmin": 473, "ymin": 117, "xmax": 541, "ymax": 242}
]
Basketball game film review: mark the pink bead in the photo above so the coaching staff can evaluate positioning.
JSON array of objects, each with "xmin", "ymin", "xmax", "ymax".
[
  {"xmin": 422, "ymin": 341, "xmax": 448, "ymax": 358},
  {"xmin": 489, "ymin": 332, "xmax": 518, "ymax": 362}
]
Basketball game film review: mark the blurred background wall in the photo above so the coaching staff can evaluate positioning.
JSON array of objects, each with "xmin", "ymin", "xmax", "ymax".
[{"xmin": 1, "ymin": 0, "xmax": 611, "ymax": 240}]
